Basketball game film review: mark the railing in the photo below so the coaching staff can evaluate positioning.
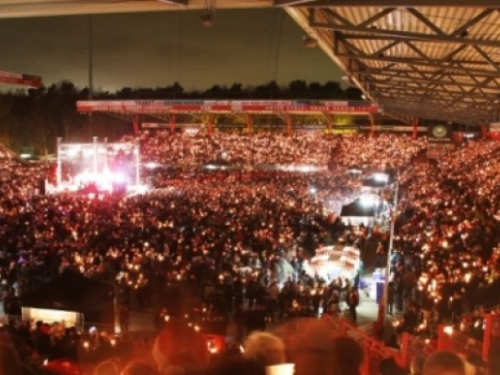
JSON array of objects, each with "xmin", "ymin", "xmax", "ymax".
[
  {"xmin": 4, "ymin": 310, "xmax": 499, "ymax": 373},
  {"xmin": 322, "ymin": 313, "xmax": 500, "ymax": 375},
  {"xmin": 405, "ymin": 334, "xmax": 438, "ymax": 364},
  {"xmin": 487, "ymin": 314, "xmax": 500, "ymax": 362},
  {"xmin": 440, "ymin": 328, "xmax": 483, "ymax": 359},
  {"xmin": 322, "ymin": 314, "xmax": 417, "ymax": 375}
]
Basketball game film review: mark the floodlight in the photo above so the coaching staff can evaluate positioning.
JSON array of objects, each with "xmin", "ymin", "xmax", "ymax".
[
  {"xmin": 66, "ymin": 146, "xmax": 81, "ymax": 159},
  {"xmin": 347, "ymin": 167, "xmax": 362, "ymax": 174},
  {"xmin": 201, "ymin": 10, "xmax": 214, "ymax": 27},
  {"xmin": 303, "ymin": 35, "xmax": 318, "ymax": 48},
  {"xmin": 359, "ymin": 194, "xmax": 379, "ymax": 207},
  {"xmin": 112, "ymin": 172, "xmax": 127, "ymax": 183},
  {"xmin": 373, "ymin": 172, "xmax": 389, "ymax": 183}
]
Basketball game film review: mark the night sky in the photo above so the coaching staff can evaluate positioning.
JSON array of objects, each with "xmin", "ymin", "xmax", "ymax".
[{"xmin": 0, "ymin": 8, "xmax": 342, "ymax": 93}]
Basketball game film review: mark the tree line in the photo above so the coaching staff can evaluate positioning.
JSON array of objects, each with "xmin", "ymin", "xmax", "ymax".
[{"xmin": 0, "ymin": 80, "xmax": 361, "ymax": 155}]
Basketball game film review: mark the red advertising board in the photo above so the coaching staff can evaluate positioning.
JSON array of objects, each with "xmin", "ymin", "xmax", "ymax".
[
  {"xmin": 76, "ymin": 100, "xmax": 379, "ymax": 114},
  {"xmin": 0, "ymin": 71, "xmax": 42, "ymax": 87}
]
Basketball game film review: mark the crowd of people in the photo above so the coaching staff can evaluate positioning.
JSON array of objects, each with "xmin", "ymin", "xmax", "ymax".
[
  {"xmin": 0, "ymin": 129, "xmax": 499, "ymax": 374},
  {"xmin": 389, "ymin": 140, "xmax": 500, "ymax": 342},
  {"xmin": 125, "ymin": 131, "xmax": 427, "ymax": 171}
]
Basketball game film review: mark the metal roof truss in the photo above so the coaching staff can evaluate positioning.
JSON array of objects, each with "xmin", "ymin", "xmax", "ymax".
[{"xmin": 286, "ymin": 2, "xmax": 500, "ymax": 124}]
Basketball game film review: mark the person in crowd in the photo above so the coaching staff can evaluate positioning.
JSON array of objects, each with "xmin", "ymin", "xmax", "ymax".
[
  {"xmin": 283, "ymin": 319, "xmax": 334, "ymax": 375},
  {"xmin": 152, "ymin": 319, "xmax": 209, "ymax": 375},
  {"xmin": 0, "ymin": 342, "xmax": 24, "ymax": 375},
  {"xmin": 0, "ymin": 129, "xmax": 499, "ymax": 370},
  {"xmin": 410, "ymin": 355, "xmax": 426, "ymax": 375},
  {"xmin": 94, "ymin": 359, "xmax": 120, "ymax": 375},
  {"xmin": 207, "ymin": 356, "xmax": 265, "ymax": 375},
  {"xmin": 331, "ymin": 336, "xmax": 364, "ymax": 375},
  {"xmin": 346, "ymin": 287, "xmax": 360, "ymax": 323},
  {"xmin": 243, "ymin": 331, "xmax": 286, "ymax": 368},
  {"xmin": 387, "ymin": 281, "xmax": 395, "ymax": 315},
  {"xmin": 422, "ymin": 351, "xmax": 466, "ymax": 375},
  {"xmin": 121, "ymin": 360, "xmax": 159, "ymax": 375}
]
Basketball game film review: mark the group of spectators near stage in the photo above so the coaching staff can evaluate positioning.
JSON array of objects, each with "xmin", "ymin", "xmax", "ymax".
[
  {"xmin": 5, "ymin": 315, "xmax": 487, "ymax": 375},
  {"xmin": 124, "ymin": 131, "xmax": 425, "ymax": 171},
  {"xmin": 0, "ymin": 130, "xmax": 499, "ymax": 373}
]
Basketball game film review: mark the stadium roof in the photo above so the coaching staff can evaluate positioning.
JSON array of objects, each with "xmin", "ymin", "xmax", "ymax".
[
  {"xmin": 3, "ymin": 0, "xmax": 500, "ymax": 125},
  {"xmin": 283, "ymin": 1, "xmax": 500, "ymax": 125},
  {"xmin": 0, "ymin": 0, "xmax": 271, "ymax": 18}
]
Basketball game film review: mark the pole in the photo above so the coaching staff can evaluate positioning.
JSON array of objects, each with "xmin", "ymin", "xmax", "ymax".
[
  {"xmin": 104, "ymin": 138, "xmax": 108, "ymax": 173},
  {"xmin": 56, "ymin": 137, "xmax": 62, "ymax": 187},
  {"xmin": 88, "ymin": 15, "xmax": 94, "ymax": 138},
  {"xmin": 483, "ymin": 314, "xmax": 492, "ymax": 362},
  {"xmin": 93, "ymin": 136, "xmax": 98, "ymax": 177},
  {"xmin": 88, "ymin": 15, "xmax": 93, "ymax": 100},
  {"xmin": 382, "ymin": 175, "xmax": 399, "ymax": 327},
  {"xmin": 369, "ymin": 113, "xmax": 375, "ymax": 138},
  {"xmin": 246, "ymin": 113, "xmax": 253, "ymax": 134},
  {"xmin": 169, "ymin": 114, "xmax": 176, "ymax": 135},
  {"xmin": 412, "ymin": 117, "xmax": 418, "ymax": 139},
  {"xmin": 286, "ymin": 113, "xmax": 292, "ymax": 136},
  {"xmin": 135, "ymin": 138, "xmax": 140, "ymax": 186}
]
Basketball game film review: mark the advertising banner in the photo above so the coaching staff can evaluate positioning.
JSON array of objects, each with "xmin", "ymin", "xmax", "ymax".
[
  {"xmin": 77, "ymin": 100, "xmax": 379, "ymax": 114},
  {"xmin": 490, "ymin": 122, "xmax": 500, "ymax": 133},
  {"xmin": 428, "ymin": 124, "xmax": 452, "ymax": 143},
  {"xmin": 0, "ymin": 71, "xmax": 42, "ymax": 87}
]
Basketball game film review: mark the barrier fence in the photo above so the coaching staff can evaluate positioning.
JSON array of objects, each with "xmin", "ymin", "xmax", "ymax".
[
  {"xmin": 322, "ymin": 314, "xmax": 499, "ymax": 375},
  {"xmin": 487, "ymin": 314, "xmax": 500, "ymax": 363},
  {"xmin": 438, "ymin": 327, "xmax": 483, "ymax": 359},
  {"xmin": 322, "ymin": 314, "xmax": 416, "ymax": 374},
  {"xmin": 3, "ymin": 310, "xmax": 500, "ymax": 374}
]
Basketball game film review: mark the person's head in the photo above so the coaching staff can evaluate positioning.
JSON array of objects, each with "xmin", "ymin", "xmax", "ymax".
[
  {"xmin": 94, "ymin": 359, "xmax": 120, "ymax": 375},
  {"xmin": 121, "ymin": 360, "xmax": 159, "ymax": 375},
  {"xmin": 208, "ymin": 356, "xmax": 265, "ymax": 375},
  {"xmin": 331, "ymin": 336, "xmax": 364, "ymax": 375},
  {"xmin": 243, "ymin": 331, "xmax": 286, "ymax": 367},
  {"xmin": 152, "ymin": 319, "xmax": 209, "ymax": 375},
  {"xmin": 423, "ymin": 351, "xmax": 466, "ymax": 375},
  {"xmin": 410, "ymin": 355, "xmax": 426, "ymax": 375},
  {"xmin": 282, "ymin": 319, "xmax": 334, "ymax": 375},
  {"xmin": 0, "ymin": 343, "xmax": 23, "ymax": 375},
  {"xmin": 379, "ymin": 357, "xmax": 407, "ymax": 375},
  {"xmin": 410, "ymin": 356, "xmax": 426, "ymax": 375}
]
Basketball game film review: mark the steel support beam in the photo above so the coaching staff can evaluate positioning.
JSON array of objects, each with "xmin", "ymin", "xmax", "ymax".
[
  {"xmin": 339, "ymin": 47, "xmax": 491, "ymax": 67},
  {"xmin": 367, "ymin": 77, "xmax": 500, "ymax": 92},
  {"xmin": 310, "ymin": 10, "xmax": 500, "ymax": 49},
  {"xmin": 473, "ymin": 45, "xmax": 500, "ymax": 73},
  {"xmin": 380, "ymin": 103, "xmax": 491, "ymax": 116},
  {"xmin": 158, "ymin": 0, "xmax": 188, "ymax": 4},
  {"xmin": 336, "ymin": 52, "xmax": 500, "ymax": 78},
  {"xmin": 274, "ymin": 0, "xmax": 316, "ymax": 5},
  {"xmin": 349, "ymin": 68, "xmax": 494, "ymax": 80},
  {"xmin": 381, "ymin": 107, "xmax": 492, "ymax": 122},
  {"xmin": 293, "ymin": 0, "xmax": 500, "ymax": 7},
  {"xmin": 406, "ymin": 8, "xmax": 445, "ymax": 36},
  {"xmin": 450, "ymin": 9, "xmax": 494, "ymax": 37},
  {"xmin": 383, "ymin": 98, "xmax": 494, "ymax": 110},
  {"xmin": 376, "ymin": 90, "xmax": 496, "ymax": 102},
  {"xmin": 358, "ymin": 8, "xmax": 395, "ymax": 28}
]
